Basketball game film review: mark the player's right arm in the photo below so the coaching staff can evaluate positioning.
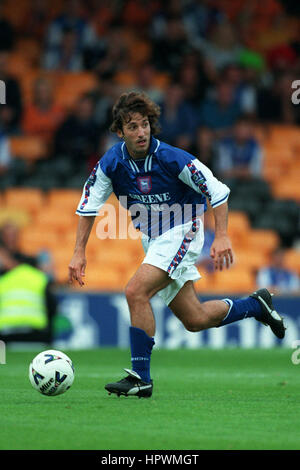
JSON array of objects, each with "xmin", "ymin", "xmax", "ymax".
[
  {"xmin": 69, "ymin": 159, "xmax": 113, "ymax": 286},
  {"xmin": 68, "ymin": 216, "xmax": 95, "ymax": 286}
]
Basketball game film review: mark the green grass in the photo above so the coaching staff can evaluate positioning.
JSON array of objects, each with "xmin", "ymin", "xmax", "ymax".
[{"xmin": 0, "ymin": 348, "xmax": 299, "ymax": 450}]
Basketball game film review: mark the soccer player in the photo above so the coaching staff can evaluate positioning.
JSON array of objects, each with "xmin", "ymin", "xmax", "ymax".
[{"xmin": 68, "ymin": 92, "xmax": 286, "ymax": 398}]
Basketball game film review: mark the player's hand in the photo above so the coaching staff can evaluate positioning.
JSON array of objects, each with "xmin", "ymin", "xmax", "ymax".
[
  {"xmin": 68, "ymin": 252, "xmax": 87, "ymax": 286},
  {"xmin": 210, "ymin": 235, "xmax": 234, "ymax": 271}
]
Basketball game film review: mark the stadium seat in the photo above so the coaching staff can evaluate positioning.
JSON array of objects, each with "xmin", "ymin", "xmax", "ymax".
[
  {"xmin": 46, "ymin": 189, "xmax": 82, "ymax": 210},
  {"xmin": 262, "ymin": 164, "xmax": 282, "ymax": 184},
  {"xmin": 54, "ymin": 262, "xmax": 70, "ymax": 284},
  {"xmin": 153, "ymin": 72, "xmax": 170, "ymax": 90},
  {"xmin": 128, "ymin": 39, "xmax": 152, "ymax": 67},
  {"xmin": 54, "ymin": 72, "xmax": 98, "ymax": 109},
  {"xmin": 194, "ymin": 270, "xmax": 214, "ymax": 292},
  {"xmin": 9, "ymin": 136, "xmax": 48, "ymax": 161},
  {"xmin": 19, "ymin": 226, "xmax": 60, "ymax": 254},
  {"xmin": 114, "ymin": 70, "xmax": 136, "ymax": 87},
  {"xmin": 227, "ymin": 211, "xmax": 251, "ymax": 249},
  {"xmin": 0, "ymin": 207, "xmax": 30, "ymax": 228},
  {"xmin": 15, "ymin": 38, "xmax": 41, "ymax": 67},
  {"xmin": 271, "ymin": 180, "xmax": 300, "ymax": 202},
  {"xmin": 264, "ymin": 199, "xmax": 299, "ymax": 221},
  {"xmin": 268, "ymin": 125, "xmax": 300, "ymax": 146},
  {"xmin": 283, "ymin": 250, "xmax": 300, "ymax": 275},
  {"xmin": 233, "ymin": 249, "xmax": 269, "ymax": 271},
  {"xmin": 239, "ymin": 229, "xmax": 279, "ymax": 255},
  {"xmin": 19, "ymin": 68, "xmax": 40, "ymax": 104},
  {"xmin": 4, "ymin": 188, "xmax": 45, "ymax": 215},
  {"xmin": 52, "ymin": 247, "xmax": 76, "ymax": 283},
  {"xmin": 6, "ymin": 53, "xmax": 31, "ymax": 78},
  {"xmin": 231, "ymin": 179, "xmax": 272, "ymax": 203},
  {"xmin": 228, "ymin": 211, "xmax": 250, "ymax": 235},
  {"xmin": 82, "ymin": 264, "xmax": 124, "ymax": 290},
  {"xmin": 207, "ymin": 268, "xmax": 256, "ymax": 294},
  {"xmin": 34, "ymin": 210, "xmax": 78, "ymax": 233},
  {"xmin": 229, "ymin": 197, "xmax": 262, "ymax": 223}
]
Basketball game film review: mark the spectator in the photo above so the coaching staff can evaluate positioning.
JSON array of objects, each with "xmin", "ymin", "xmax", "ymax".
[
  {"xmin": 0, "ymin": 2, "xmax": 15, "ymax": 51},
  {"xmin": 0, "ymin": 130, "xmax": 12, "ymax": 177},
  {"xmin": 222, "ymin": 63, "xmax": 257, "ymax": 116},
  {"xmin": 183, "ymin": 0, "xmax": 225, "ymax": 41},
  {"xmin": 192, "ymin": 22, "xmax": 243, "ymax": 73},
  {"xmin": 0, "ymin": 221, "xmax": 55, "ymax": 281},
  {"xmin": 133, "ymin": 63, "xmax": 164, "ymax": 104},
  {"xmin": 0, "ymin": 222, "xmax": 38, "ymax": 275},
  {"xmin": 253, "ymin": 11, "xmax": 298, "ymax": 54},
  {"xmin": 158, "ymin": 82, "xmax": 198, "ymax": 151},
  {"xmin": 149, "ymin": 0, "xmax": 185, "ymax": 41},
  {"xmin": 266, "ymin": 43, "xmax": 297, "ymax": 73},
  {"xmin": 45, "ymin": 0, "xmax": 97, "ymax": 54},
  {"xmin": 215, "ymin": 116, "xmax": 263, "ymax": 180},
  {"xmin": 152, "ymin": 16, "xmax": 189, "ymax": 75},
  {"xmin": 91, "ymin": 0, "xmax": 120, "ymax": 37},
  {"xmin": 90, "ymin": 73, "xmax": 118, "ymax": 130},
  {"xmin": 0, "ymin": 131, "xmax": 29, "ymax": 190},
  {"xmin": 256, "ymin": 247, "xmax": 300, "ymax": 293},
  {"xmin": 191, "ymin": 126, "xmax": 216, "ymax": 172},
  {"xmin": 0, "ymin": 51, "xmax": 23, "ymax": 135},
  {"xmin": 176, "ymin": 51, "xmax": 212, "ymax": 107},
  {"xmin": 42, "ymin": 26, "xmax": 84, "ymax": 71},
  {"xmin": 22, "ymin": 77, "xmax": 65, "ymax": 144},
  {"xmin": 54, "ymin": 93, "xmax": 100, "ymax": 170},
  {"xmin": 257, "ymin": 71, "xmax": 300, "ymax": 124},
  {"xmin": 198, "ymin": 80, "xmax": 242, "ymax": 135},
  {"xmin": 20, "ymin": 0, "xmax": 52, "ymax": 43},
  {"xmin": 121, "ymin": 0, "xmax": 154, "ymax": 30},
  {"xmin": 0, "ymin": 222, "xmax": 57, "ymax": 345},
  {"xmin": 94, "ymin": 26, "xmax": 129, "ymax": 78}
]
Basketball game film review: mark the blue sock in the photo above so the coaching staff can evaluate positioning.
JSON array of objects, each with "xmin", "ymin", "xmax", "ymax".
[
  {"xmin": 218, "ymin": 297, "xmax": 263, "ymax": 327},
  {"xmin": 129, "ymin": 326, "xmax": 155, "ymax": 383}
]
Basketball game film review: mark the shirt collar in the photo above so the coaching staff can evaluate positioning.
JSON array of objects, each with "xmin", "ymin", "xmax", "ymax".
[{"xmin": 121, "ymin": 136, "xmax": 160, "ymax": 160}]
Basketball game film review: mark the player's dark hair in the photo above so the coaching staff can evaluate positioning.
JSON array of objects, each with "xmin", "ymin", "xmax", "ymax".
[{"xmin": 110, "ymin": 92, "xmax": 161, "ymax": 135}]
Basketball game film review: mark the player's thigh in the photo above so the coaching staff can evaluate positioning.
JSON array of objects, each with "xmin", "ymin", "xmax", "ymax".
[
  {"xmin": 125, "ymin": 263, "xmax": 173, "ymax": 300},
  {"xmin": 169, "ymin": 280, "xmax": 203, "ymax": 324}
]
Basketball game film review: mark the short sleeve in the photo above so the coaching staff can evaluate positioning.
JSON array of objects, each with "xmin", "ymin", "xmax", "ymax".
[
  {"xmin": 76, "ymin": 161, "xmax": 113, "ymax": 216},
  {"xmin": 176, "ymin": 154, "xmax": 230, "ymax": 208}
]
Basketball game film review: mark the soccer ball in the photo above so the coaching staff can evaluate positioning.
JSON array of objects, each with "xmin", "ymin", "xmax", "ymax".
[{"xmin": 29, "ymin": 349, "xmax": 74, "ymax": 396}]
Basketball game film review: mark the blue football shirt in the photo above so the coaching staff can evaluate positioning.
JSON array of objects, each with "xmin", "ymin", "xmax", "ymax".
[{"xmin": 76, "ymin": 136, "xmax": 230, "ymax": 238}]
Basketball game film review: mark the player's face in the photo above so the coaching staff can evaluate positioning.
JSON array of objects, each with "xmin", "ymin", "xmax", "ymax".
[{"xmin": 118, "ymin": 113, "xmax": 151, "ymax": 159}]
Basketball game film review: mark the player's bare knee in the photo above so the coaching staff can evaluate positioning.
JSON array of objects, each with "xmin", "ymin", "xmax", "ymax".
[
  {"xmin": 125, "ymin": 282, "xmax": 148, "ymax": 306},
  {"xmin": 183, "ymin": 320, "xmax": 204, "ymax": 332},
  {"xmin": 124, "ymin": 283, "xmax": 136, "ymax": 304},
  {"xmin": 183, "ymin": 314, "xmax": 208, "ymax": 332}
]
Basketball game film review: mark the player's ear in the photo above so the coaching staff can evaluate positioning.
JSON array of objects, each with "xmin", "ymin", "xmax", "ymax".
[{"xmin": 117, "ymin": 129, "xmax": 124, "ymax": 139}]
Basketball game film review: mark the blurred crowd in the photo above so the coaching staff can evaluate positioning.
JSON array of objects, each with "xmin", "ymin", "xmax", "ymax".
[
  {"xmin": 0, "ymin": 0, "xmax": 300, "ymax": 171},
  {"xmin": 0, "ymin": 0, "xmax": 300, "ymax": 302}
]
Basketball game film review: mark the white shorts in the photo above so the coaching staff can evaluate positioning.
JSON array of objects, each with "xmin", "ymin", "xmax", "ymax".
[{"xmin": 141, "ymin": 217, "xmax": 204, "ymax": 306}]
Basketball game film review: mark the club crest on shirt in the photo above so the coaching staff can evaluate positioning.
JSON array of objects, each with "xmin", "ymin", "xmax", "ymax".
[{"xmin": 137, "ymin": 176, "xmax": 152, "ymax": 194}]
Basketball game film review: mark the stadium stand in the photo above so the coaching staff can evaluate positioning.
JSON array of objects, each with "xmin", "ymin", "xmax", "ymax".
[
  {"xmin": 9, "ymin": 135, "xmax": 48, "ymax": 161},
  {"xmin": 0, "ymin": 0, "xmax": 299, "ymax": 293}
]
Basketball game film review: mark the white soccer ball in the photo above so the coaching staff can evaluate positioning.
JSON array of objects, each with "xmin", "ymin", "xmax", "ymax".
[{"xmin": 29, "ymin": 349, "xmax": 74, "ymax": 396}]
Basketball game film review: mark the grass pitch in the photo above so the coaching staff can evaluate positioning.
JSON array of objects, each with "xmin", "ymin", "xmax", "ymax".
[{"xmin": 0, "ymin": 347, "xmax": 299, "ymax": 450}]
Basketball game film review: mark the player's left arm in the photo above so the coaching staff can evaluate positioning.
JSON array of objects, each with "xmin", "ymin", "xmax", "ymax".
[
  {"xmin": 176, "ymin": 153, "xmax": 233, "ymax": 270},
  {"xmin": 210, "ymin": 201, "xmax": 234, "ymax": 271}
]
